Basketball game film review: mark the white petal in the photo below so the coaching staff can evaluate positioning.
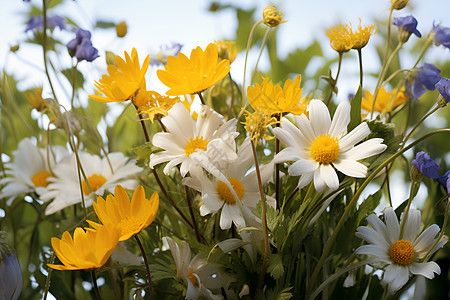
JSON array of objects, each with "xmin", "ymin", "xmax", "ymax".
[
  {"xmin": 341, "ymin": 138, "xmax": 387, "ymax": 161},
  {"xmin": 414, "ymin": 224, "xmax": 440, "ymax": 256},
  {"xmin": 152, "ymin": 132, "xmax": 185, "ymax": 153},
  {"xmin": 313, "ymin": 168, "xmax": 327, "ymax": 192},
  {"xmin": 366, "ymin": 213, "xmax": 390, "ymax": 244},
  {"xmin": 355, "ymin": 226, "xmax": 390, "ymax": 248},
  {"xmin": 297, "ymin": 173, "xmax": 314, "ymax": 190},
  {"xmin": 278, "ymin": 117, "xmax": 310, "ymax": 148},
  {"xmin": 329, "ymin": 101, "xmax": 350, "ymax": 138},
  {"xmin": 149, "ymin": 151, "xmax": 178, "ymax": 169},
  {"xmin": 220, "ymin": 204, "xmax": 234, "ymax": 229},
  {"xmin": 384, "ymin": 207, "xmax": 400, "ymax": 244},
  {"xmin": 163, "ymin": 157, "xmax": 186, "ymax": 175},
  {"xmin": 332, "ymin": 159, "xmax": 367, "ymax": 178},
  {"xmin": 288, "ymin": 159, "xmax": 319, "ymax": 176},
  {"xmin": 383, "ymin": 264, "xmax": 410, "ymax": 292},
  {"xmin": 403, "ymin": 209, "xmax": 421, "ymax": 243},
  {"xmin": 294, "ymin": 114, "xmax": 316, "ymax": 142},
  {"xmin": 339, "ymin": 122, "xmax": 370, "ymax": 152},
  {"xmin": 410, "ymin": 262, "xmax": 440, "ymax": 279},
  {"xmin": 319, "ymin": 164, "xmax": 339, "ymax": 191},
  {"xmin": 272, "ymin": 147, "xmax": 302, "ymax": 164},
  {"xmin": 309, "ymin": 100, "xmax": 331, "ymax": 137},
  {"xmin": 355, "ymin": 245, "xmax": 390, "ymax": 262}
]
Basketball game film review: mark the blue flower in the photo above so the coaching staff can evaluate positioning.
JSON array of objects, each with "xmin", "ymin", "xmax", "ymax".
[
  {"xmin": 149, "ymin": 43, "xmax": 183, "ymax": 66},
  {"xmin": 438, "ymin": 170, "xmax": 450, "ymax": 193},
  {"xmin": 412, "ymin": 151, "xmax": 441, "ymax": 179},
  {"xmin": 394, "ymin": 16, "xmax": 421, "ymax": 42},
  {"xmin": 0, "ymin": 239, "xmax": 22, "ymax": 300},
  {"xmin": 405, "ymin": 63, "xmax": 441, "ymax": 100},
  {"xmin": 66, "ymin": 28, "xmax": 98, "ymax": 62},
  {"xmin": 25, "ymin": 15, "xmax": 65, "ymax": 32},
  {"xmin": 67, "ymin": 28, "xmax": 92, "ymax": 53},
  {"xmin": 433, "ymin": 23, "xmax": 450, "ymax": 49},
  {"xmin": 436, "ymin": 77, "xmax": 450, "ymax": 102}
]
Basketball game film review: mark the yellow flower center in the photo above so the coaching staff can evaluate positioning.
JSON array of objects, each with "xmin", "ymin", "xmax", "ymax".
[
  {"xmin": 389, "ymin": 240, "xmax": 415, "ymax": 265},
  {"xmin": 217, "ymin": 178, "xmax": 245, "ymax": 205},
  {"xmin": 310, "ymin": 134, "xmax": 340, "ymax": 164},
  {"xmin": 185, "ymin": 137, "xmax": 208, "ymax": 157},
  {"xmin": 118, "ymin": 217, "xmax": 141, "ymax": 237},
  {"xmin": 31, "ymin": 170, "xmax": 52, "ymax": 187},
  {"xmin": 82, "ymin": 174, "xmax": 107, "ymax": 196},
  {"xmin": 187, "ymin": 268, "xmax": 199, "ymax": 287}
]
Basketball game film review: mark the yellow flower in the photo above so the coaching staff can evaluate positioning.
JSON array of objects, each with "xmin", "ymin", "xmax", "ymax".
[
  {"xmin": 134, "ymin": 89, "xmax": 179, "ymax": 122},
  {"xmin": 157, "ymin": 43, "xmax": 231, "ymax": 96},
  {"xmin": 326, "ymin": 25, "xmax": 353, "ymax": 53},
  {"xmin": 24, "ymin": 87, "xmax": 47, "ymax": 111},
  {"xmin": 90, "ymin": 48, "xmax": 150, "ymax": 103},
  {"xmin": 214, "ymin": 40, "xmax": 237, "ymax": 63},
  {"xmin": 361, "ymin": 87, "xmax": 408, "ymax": 116},
  {"xmin": 348, "ymin": 19, "xmax": 377, "ymax": 50},
  {"xmin": 88, "ymin": 185, "xmax": 159, "ymax": 241},
  {"xmin": 391, "ymin": 0, "xmax": 409, "ymax": 10},
  {"xmin": 262, "ymin": 5, "xmax": 287, "ymax": 27},
  {"xmin": 47, "ymin": 225, "xmax": 120, "ymax": 270},
  {"xmin": 247, "ymin": 75, "xmax": 307, "ymax": 116},
  {"xmin": 242, "ymin": 108, "xmax": 279, "ymax": 141},
  {"xmin": 116, "ymin": 21, "xmax": 127, "ymax": 38}
]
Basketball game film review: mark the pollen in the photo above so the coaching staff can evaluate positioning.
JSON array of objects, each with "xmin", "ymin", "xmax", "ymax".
[
  {"xmin": 31, "ymin": 170, "xmax": 52, "ymax": 187},
  {"xmin": 185, "ymin": 136, "xmax": 208, "ymax": 157},
  {"xmin": 118, "ymin": 217, "xmax": 141, "ymax": 237},
  {"xmin": 389, "ymin": 240, "xmax": 415, "ymax": 265},
  {"xmin": 82, "ymin": 174, "xmax": 107, "ymax": 196},
  {"xmin": 217, "ymin": 178, "xmax": 245, "ymax": 205},
  {"xmin": 187, "ymin": 268, "xmax": 199, "ymax": 287},
  {"xmin": 310, "ymin": 134, "xmax": 340, "ymax": 164}
]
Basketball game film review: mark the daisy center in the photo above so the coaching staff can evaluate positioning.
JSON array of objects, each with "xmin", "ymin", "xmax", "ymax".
[
  {"xmin": 217, "ymin": 178, "xmax": 245, "ymax": 205},
  {"xmin": 118, "ymin": 217, "xmax": 141, "ymax": 237},
  {"xmin": 310, "ymin": 134, "xmax": 340, "ymax": 164},
  {"xmin": 31, "ymin": 170, "xmax": 52, "ymax": 187},
  {"xmin": 82, "ymin": 174, "xmax": 107, "ymax": 196},
  {"xmin": 389, "ymin": 239, "xmax": 415, "ymax": 266},
  {"xmin": 187, "ymin": 268, "xmax": 199, "ymax": 286},
  {"xmin": 185, "ymin": 136, "xmax": 208, "ymax": 157}
]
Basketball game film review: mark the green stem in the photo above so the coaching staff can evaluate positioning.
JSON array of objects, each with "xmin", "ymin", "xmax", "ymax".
[
  {"xmin": 421, "ymin": 199, "xmax": 450, "ymax": 262},
  {"xmin": 251, "ymin": 140, "xmax": 270, "ymax": 291},
  {"xmin": 309, "ymin": 129, "xmax": 450, "ymax": 290},
  {"xmin": 70, "ymin": 61, "xmax": 79, "ymax": 107},
  {"xmin": 399, "ymin": 180, "xmax": 417, "ymax": 237},
  {"xmin": 403, "ymin": 104, "xmax": 440, "ymax": 144},
  {"xmin": 184, "ymin": 185, "xmax": 204, "ymax": 243},
  {"xmin": 413, "ymin": 34, "xmax": 434, "ymax": 68},
  {"xmin": 226, "ymin": 73, "xmax": 235, "ymax": 120},
  {"xmin": 91, "ymin": 270, "xmax": 102, "ymax": 300},
  {"xmin": 42, "ymin": 0, "xmax": 58, "ymax": 102},
  {"xmin": 197, "ymin": 92, "xmax": 205, "ymax": 105},
  {"xmin": 134, "ymin": 234, "xmax": 153, "ymax": 300},
  {"xmin": 251, "ymin": 27, "xmax": 272, "ymax": 83},
  {"xmin": 357, "ymin": 48, "xmax": 363, "ymax": 91},
  {"xmin": 325, "ymin": 52, "xmax": 343, "ymax": 106}
]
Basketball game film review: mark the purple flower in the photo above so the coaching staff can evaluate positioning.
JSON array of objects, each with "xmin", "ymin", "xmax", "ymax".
[
  {"xmin": 74, "ymin": 38, "xmax": 99, "ymax": 62},
  {"xmin": 438, "ymin": 170, "xmax": 450, "ymax": 192},
  {"xmin": 436, "ymin": 78, "xmax": 450, "ymax": 102},
  {"xmin": 405, "ymin": 63, "xmax": 441, "ymax": 100},
  {"xmin": 433, "ymin": 23, "xmax": 450, "ymax": 49},
  {"xmin": 394, "ymin": 16, "xmax": 421, "ymax": 38},
  {"xmin": 413, "ymin": 151, "xmax": 441, "ymax": 179},
  {"xmin": 0, "ymin": 239, "xmax": 22, "ymax": 300},
  {"xmin": 67, "ymin": 28, "xmax": 92, "ymax": 53},
  {"xmin": 25, "ymin": 15, "xmax": 65, "ymax": 32},
  {"xmin": 149, "ymin": 43, "xmax": 183, "ymax": 66}
]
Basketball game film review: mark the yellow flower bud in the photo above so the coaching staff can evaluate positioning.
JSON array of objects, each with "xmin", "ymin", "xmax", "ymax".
[
  {"xmin": 10, "ymin": 45, "xmax": 19, "ymax": 53},
  {"xmin": 262, "ymin": 5, "xmax": 286, "ymax": 27},
  {"xmin": 116, "ymin": 21, "xmax": 127, "ymax": 38},
  {"xmin": 391, "ymin": 0, "xmax": 409, "ymax": 10}
]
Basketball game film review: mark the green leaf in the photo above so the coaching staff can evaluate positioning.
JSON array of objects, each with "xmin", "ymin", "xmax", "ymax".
[
  {"xmin": 348, "ymin": 85, "xmax": 362, "ymax": 132},
  {"xmin": 356, "ymin": 189, "xmax": 382, "ymax": 226},
  {"xmin": 267, "ymin": 252, "xmax": 284, "ymax": 280},
  {"xmin": 61, "ymin": 67, "xmax": 85, "ymax": 91},
  {"xmin": 132, "ymin": 142, "xmax": 155, "ymax": 167}
]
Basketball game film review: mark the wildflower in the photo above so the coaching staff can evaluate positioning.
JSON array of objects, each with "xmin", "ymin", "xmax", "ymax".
[
  {"xmin": 347, "ymin": 19, "xmax": 377, "ymax": 50},
  {"xmin": 361, "ymin": 87, "xmax": 408, "ymax": 116},
  {"xmin": 0, "ymin": 138, "xmax": 68, "ymax": 205},
  {"xmin": 157, "ymin": 43, "xmax": 230, "ymax": 96},
  {"xmin": 394, "ymin": 16, "xmax": 421, "ymax": 43},
  {"xmin": 243, "ymin": 108, "xmax": 279, "ymax": 142},
  {"xmin": 433, "ymin": 23, "xmax": 450, "ymax": 49},
  {"xmin": 149, "ymin": 43, "xmax": 183, "ymax": 66},
  {"xmin": 356, "ymin": 207, "xmax": 448, "ymax": 292},
  {"xmin": 272, "ymin": 100, "xmax": 387, "ymax": 192},
  {"xmin": 24, "ymin": 87, "xmax": 48, "ymax": 111},
  {"xmin": 88, "ymin": 185, "xmax": 159, "ymax": 241},
  {"xmin": 247, "ymin": 75, "xmax": 307, "ymax": 116},
  {"xmin": 184, "ymin": 138, "xmax": 275, "ymax": 229},
  {"xmin": 39, "ymin": 151, "xmax": 142, "ymax": 215},
  {"xmin": 164, "ymin": 237, "xmax": 231, "ymax": 299},
  {"xmin": 90, "ymin": 48, "xmax": 150, "ymax": 103},
  {"xmin": 149, "ymin": 102, "xmax": 238, "ymax": 177},
  {"xmin": 0, "ymin": 239, "xmax": 22, "ymax": 300},
  {"xmin": 436, "ymin": 77, "xmax": 450, "ymax": 103},
  {"xmin": 133, "ymin": 89, "xmax": 179, "ymax": 122},
  {"xmin": 405, "ymin": 63, "xmax": 441, "ymax": 100},
  {"xmin": 262, "ymin": 5, "xmax": 286, "ymax": 27},
  {"xmin": 47, "ymin": 225, "xmax": 120, "ymax": 270},
  {"xmin": 214, "ymin": 40, "xmax": 237, "ymax": 63},
  {"xmin": 116, "ymin": 21, "xmax": 127, "ymax": 38},
  {"xmin": 437, "ymin": 171, "xmax": 450, "ymax": 193},
  {"xmin": 413, "ymin": 151, "xmax": 441, "ymax": 179},
  {"xmin": 25, "ymin": 15, "xmax": 65, "ymax": 32},
  {"xmin": 326, "ymin": 24, "xmax": 352, "ymax": 53},
  {"xmin": 391, "ymin": 0, "xmax": 409, "ymax": 10},
  {"xmin": 66, "ymin": 28, "xmax": 99, "ymax": 62}
]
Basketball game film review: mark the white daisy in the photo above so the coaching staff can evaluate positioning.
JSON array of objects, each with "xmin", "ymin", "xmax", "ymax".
[
  {"xmin": 39, "ymin": 151, "xmax": 141, "ymax": 215},
  {"xmin": 0, "ymin": 138, "xmax": 69, "ymax": 205},
  {"xmin": 272, "ymin": 99, "xmax": 387, "ymax": 192},
  {"xmin": 149, "ymin": 102, "xmax": 238, "ymax": 177},
  {"xmin": 355, "ymin": 207, "xmax": 448, "ymax": 292},
  {"xmin": 184, "ymin": 138, "xmax": 275, "ymax": 229},
  {"xmin": 164, "ymin": 237, "xmax": 231, "ymax": 300}
]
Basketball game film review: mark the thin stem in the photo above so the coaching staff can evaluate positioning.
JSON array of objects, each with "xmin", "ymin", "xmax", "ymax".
[
  {"xmin": 275, "ymin": 118, "xmax": 281, "ymax": 206},
  {"xmin": 42, "ymin": 252, "xmax": 55, "ymax": 300},
  {"xmin": 357, "ymin": 48, "xmax": 363, "ymax": 91},
  {"xmin": 42, "ymin": 0, "xmax": 58, "ymax": 101},
  {"xmin": 309, "ymin": 129, "xmax": 450, "ymax": 290},
  {"xmin": 399, "ymin": 180, "xmax": 417, "ymax": 237},
  {"xmin": 402, "ymin": 104, "xmax": 440, "ymax": 145},
  {"xmin": 385, "ymin": 166, "xmax": 393, "ymax": 207},
  {"xmin": 226, "ymin": 73, "xmax": 235, "ymax": 120},
  {"xmin": 197, "ymin": 92, "xmax": 205, "ymax": 105},
  {"xmin": 136, "ymin": 107, "xmax": 151, "ymax": 142},
  {"xmin": 325, "ymin": 52, "xmax": 343, "ymax": 106},
  {"xmin": 134, "ymin": 234, "xmax": 153, "ymax": 300},
  {"xmin": 413, "ymin": 34, "xmax": 434, "ymax": 68},
  {"xmin": 91, "ymin": 270, "xmax": 102, "ymax": 300},
  {"xmin": 251, "ymin": 27, "xmax": 272, "ymax": 83},
  {"xmin": 283, "ymin": 186, "xmax": 299, "ymax": 209},
  {"xmin": 421, "ymin": 199, "xmax": 450, "ymax": 261},
  {"xmin": 70, "ymin": 61, "xmax": 79, "ymax": 107},
  {"xmin": 251, "ymin": 140, "xmax": 269, "ymax": 291},
  {"xmin": 184, "ymin": 185, "xmax": 203, "ymax": 243}
]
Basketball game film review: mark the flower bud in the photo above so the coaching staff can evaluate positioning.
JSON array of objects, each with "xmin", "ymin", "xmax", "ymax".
[
  {"xmin": 391, "ymin": 0, "xmax": 409, "ymax": 10},
  {"xmin": 116, "ymin": 21, "xmax": 127, "ymax": 38},
  {"xmin": 262, "ymin": 5, "xmax": 286, "ymax": 27},
  {"xmin": 0, "ymin": 238, "xmax": 22, "ymax": 300},
  {"xmin": 10, "ymin": 45, "xmax": 19, "ymax": 53}
]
